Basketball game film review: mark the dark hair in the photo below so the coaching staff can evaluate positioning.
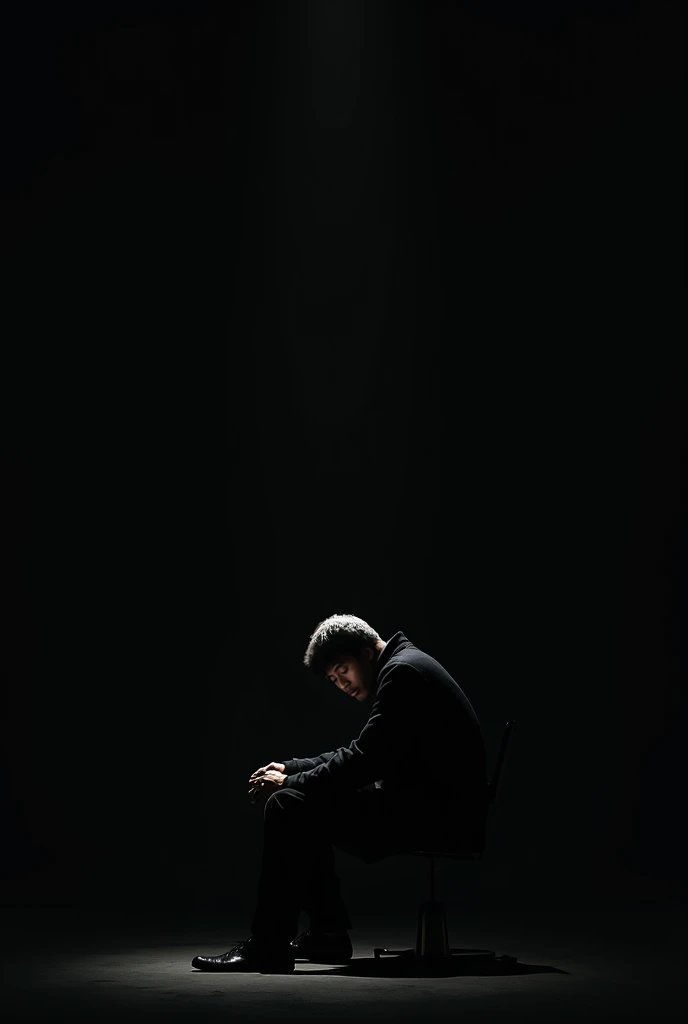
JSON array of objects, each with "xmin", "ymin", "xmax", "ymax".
[{"xmin": 304, "ymin": 614, "xmax": 382, "ymax": 676}]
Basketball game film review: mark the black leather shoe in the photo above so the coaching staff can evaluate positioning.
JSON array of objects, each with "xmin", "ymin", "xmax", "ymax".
[
  {"xmin": 191, "ymin": 936, "xmax": 295, "ymax": 973},
  {"xmin": 290, "ymin": 927, "xmax": 353, "ymax": 963}
]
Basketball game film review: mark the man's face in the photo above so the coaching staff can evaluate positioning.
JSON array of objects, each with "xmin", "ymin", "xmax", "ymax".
[{"xmin": 326, "ymin": 646, "xmax": 376, "ymax": 702}]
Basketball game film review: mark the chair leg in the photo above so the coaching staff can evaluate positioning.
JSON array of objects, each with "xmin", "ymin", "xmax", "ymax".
[{"xmin": 416, "ymin": 899, "xmax": 450, "ymax": 957}]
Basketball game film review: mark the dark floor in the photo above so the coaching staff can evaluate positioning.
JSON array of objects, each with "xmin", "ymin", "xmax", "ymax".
[{"xmin": 2, "ymin": 907, "xmax": 685, "ymax": 1022}]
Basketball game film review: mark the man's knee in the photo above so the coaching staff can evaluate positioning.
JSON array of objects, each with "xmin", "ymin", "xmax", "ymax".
[{"xmin": 264, "ymin": 787, "xmax": 306, "ymax": 815}]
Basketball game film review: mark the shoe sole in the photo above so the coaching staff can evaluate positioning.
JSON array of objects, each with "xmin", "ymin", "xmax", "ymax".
[{"xmin": 193, "ymin": 956, "xmax": 296, "ymax": 973}]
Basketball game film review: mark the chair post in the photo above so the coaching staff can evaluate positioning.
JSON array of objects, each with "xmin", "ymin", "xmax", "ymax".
[{"xmin": 415, "ymin": 856, "xmax": 449, "ymax": 958}]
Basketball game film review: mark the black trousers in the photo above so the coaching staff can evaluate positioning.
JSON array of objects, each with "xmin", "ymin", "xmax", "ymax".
[{"xmin": 249, "ymin": 785, "xmax": 481, "ymax": 943}]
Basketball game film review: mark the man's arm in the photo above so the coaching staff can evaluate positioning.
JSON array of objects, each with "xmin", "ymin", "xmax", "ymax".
[
  {"xmin": 282, "ymin": 752, "xmax": 338, "ymax": 774},
  {"xmin": 282, "ymin": 666, "xmax": 421, "ymax": 795}
]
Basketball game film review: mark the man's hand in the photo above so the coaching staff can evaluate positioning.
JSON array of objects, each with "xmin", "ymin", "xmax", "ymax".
[
  {"xmin": 249, "ymin": 762, "xmax": 286, "ymax": 783},
  {"xmin": 248, "ymin": 767, "xmax": 287, "ymax": 804}
]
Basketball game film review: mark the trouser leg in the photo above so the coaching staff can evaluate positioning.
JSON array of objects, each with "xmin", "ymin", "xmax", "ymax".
[
  {"xmin": 249, "ymin": 788, "xmax": 352, "ymax": 943},
  {"xmin": 301, "ymin": 839, "xmax": 352, "ymax": 933}
]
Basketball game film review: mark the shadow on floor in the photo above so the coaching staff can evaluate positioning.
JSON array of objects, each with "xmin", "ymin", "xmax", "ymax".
[{"xmin": 299, "ymin": 954, "xmax": 570, "ymax": 978}]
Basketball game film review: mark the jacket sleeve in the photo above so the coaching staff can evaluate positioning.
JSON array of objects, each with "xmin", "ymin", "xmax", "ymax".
[
  {"xmin": 282, "ymin": 752, "xmax": 337, "ymax": 774},
  {"xmin": 281, "ymin": 666, "xmax": 420, "ymax": 795}
]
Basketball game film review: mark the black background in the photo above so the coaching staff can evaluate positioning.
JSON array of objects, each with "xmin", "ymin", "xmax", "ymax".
[{"xmin": 2, "ymin": 0, "xmax": 684, "ymax": 917}]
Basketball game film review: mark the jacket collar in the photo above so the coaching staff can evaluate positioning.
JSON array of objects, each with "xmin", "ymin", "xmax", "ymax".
[{"xmin": 373, "ymin": 630, "xmax": 412, "ymax": 680}]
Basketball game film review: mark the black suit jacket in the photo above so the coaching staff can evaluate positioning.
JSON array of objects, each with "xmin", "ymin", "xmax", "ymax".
[{"xmin": 282, "ymin": 632, "xmax": 488, "ymax": 822}]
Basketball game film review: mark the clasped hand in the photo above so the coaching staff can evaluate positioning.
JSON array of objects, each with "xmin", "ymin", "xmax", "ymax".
[{"xmin": 248, "ymin": 762, "xmax": 287, "ymax": 804}]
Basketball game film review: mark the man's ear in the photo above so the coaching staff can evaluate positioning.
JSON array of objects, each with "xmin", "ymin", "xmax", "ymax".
[{"xmin": 362, "ymin": 646, "xmax": 374, "ymax": 661}]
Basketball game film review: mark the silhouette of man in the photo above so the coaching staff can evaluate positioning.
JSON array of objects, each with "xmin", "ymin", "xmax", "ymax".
[{"xmin": 192, "ymin": 613, "xmax": 488, "ymax": 972}]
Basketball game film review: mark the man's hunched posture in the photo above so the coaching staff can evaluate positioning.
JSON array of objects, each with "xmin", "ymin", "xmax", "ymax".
[{"xmin": 192, "ymin": 614, "xmax": 488, "ymax": 973}]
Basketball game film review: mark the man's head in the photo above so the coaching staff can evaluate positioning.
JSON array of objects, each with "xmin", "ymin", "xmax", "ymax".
[{"xmin": 304, "ymin": 613, "xmax": 386, "ymax": 702}]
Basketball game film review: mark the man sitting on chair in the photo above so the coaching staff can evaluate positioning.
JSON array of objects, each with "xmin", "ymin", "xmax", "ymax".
[{"xmin": 191, "ymin": 613, "xmax": 488, "ymax": 973}]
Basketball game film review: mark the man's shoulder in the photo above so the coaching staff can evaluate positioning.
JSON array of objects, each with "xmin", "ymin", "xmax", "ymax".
[
  {"xmin": 378, "ymin": 651, "xmax": 424, "ymax": 680},
  {"xmin": 379, "ymin": 644, "xmax": 461, "ymax": 698},
  {"xmin": 383, "ymin": 643, "xmax": 444, "ymax": 675}
]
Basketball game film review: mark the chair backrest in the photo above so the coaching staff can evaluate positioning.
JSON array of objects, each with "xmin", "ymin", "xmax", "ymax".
[{"xmin": 487, "ymin": 719, "xmax": 514, "ymax": 806}]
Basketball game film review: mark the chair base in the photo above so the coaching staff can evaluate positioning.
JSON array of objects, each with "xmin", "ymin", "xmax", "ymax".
[
  {"xmin": 373, "ymin": 900, "xmax": 497, "ymax": 963},
  {"xmin": 373, "ymin": 946, "xmax": 497, "ymax": 961}
]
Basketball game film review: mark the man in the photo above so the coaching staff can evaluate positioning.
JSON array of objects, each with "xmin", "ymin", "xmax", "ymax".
[{"xmin": 191, "ymin": 614, "xmax": 488, "ymax": 973}]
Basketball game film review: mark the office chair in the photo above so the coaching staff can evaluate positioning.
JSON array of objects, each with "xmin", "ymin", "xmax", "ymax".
[{"xmin": 373, "ymin": 719, "xmax": 515, "ymax": 965}]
